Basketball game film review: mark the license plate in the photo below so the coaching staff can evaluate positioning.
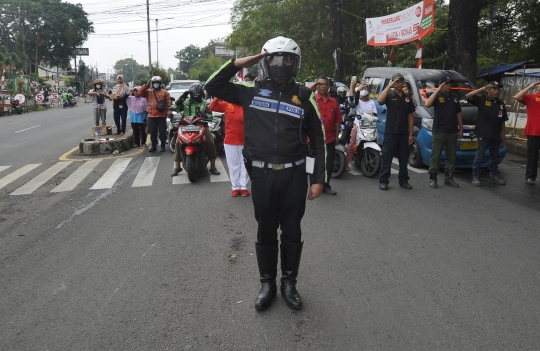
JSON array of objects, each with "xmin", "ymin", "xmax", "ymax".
[
  {"xmin": 460, "ymin": 141, "xmax": 478, "ymax": 150},
  {"xmin": 361, "ymin": 121, "xmax": 377, "ymax": 128},
  {"xmin": 181, "ymin": 125, "xmax": 199, "ymax": 132}
]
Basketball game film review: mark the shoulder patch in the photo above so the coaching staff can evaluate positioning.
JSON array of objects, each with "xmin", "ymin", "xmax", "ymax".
[
  {"xmin": 291, "ymin": 94, "xmax": 302, "ymax": 106},
  {"xmin": 258, "ymin": 88, "xmax": 272, "ymax": 97}
]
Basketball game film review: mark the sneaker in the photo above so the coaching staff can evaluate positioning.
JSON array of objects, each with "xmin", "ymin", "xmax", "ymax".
[
  {"xmin": 399, "ymin": 182, "xmax": 412, "ymax": 190},
  {"xmin": 323, "ymin": 185, "xmax": 337, "ymax": 195},
  {"xmin": 526, "ymin": 178, "xmax": 535, "ymax": 185},
  {"xmin": 149, "ymin": 147, "xmax": 157, "ymax": 152},
  {"xmin": 209, "ymin": 168, "xmax": 221, "ymax": 175},
  {"xmin": 231, "ymin": 190, "xmax": 241, "ymax": 197},
  {"xmin": 241, "ymin": 190, "xmax": 250, "ymax": 197},
  {"xmin": 489, "ymin": 177, "xmax": 506, "ymax": 185},
  {"xmin": 472, "ymin": 178, "xmax": 482, "ymax": 187},
  {"xmin": 379, "ymin": 183, "xmax": 388, "ymax": 190},
  {"xmin": 171, "ymin": 168, "xmax": 182, "ymax": 177}
]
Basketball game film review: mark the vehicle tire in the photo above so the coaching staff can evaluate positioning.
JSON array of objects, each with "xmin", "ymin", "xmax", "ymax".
[
  {"xmin": 168, "ymin": 134, "xmax": 176, "ymax": 153},
  {"xmin": 186, "ymin": 154, "xmax": 196, "ymax": 183},
  {"xmin": 408, "ymin": 136, "xmax": 423, "ymax": 168},
  {"xmin": 361, "ymin": 148, "xmax": 382, "ymax": 178},
  {"xmin": 331, "ymin": 149, "xmax": 346, "ymax": 178}
]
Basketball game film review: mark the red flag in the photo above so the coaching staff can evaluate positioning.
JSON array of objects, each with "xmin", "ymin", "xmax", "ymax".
[
  {"xmin": 415, "ymin": 40, "xmax": 422, "ymax": 69},
  {"xmin": 387, "ymin": 46, "xmax": 395, "ymax": 67}
]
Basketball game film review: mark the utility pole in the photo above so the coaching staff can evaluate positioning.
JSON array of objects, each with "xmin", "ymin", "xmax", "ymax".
[
  {"xmin": 146, "ymin": 0, "xmax": 152, "ymax": 76},
  {"xmin": 131, "ymin": 55, "xmax": 134, "ymax": 87},
  {"xmin": 155, "ymin": 19, "xmax": 159, "ymax": 69},
  {"xmin": 335, "ymin": 0, "xmax": 343, "ymax": 83}
]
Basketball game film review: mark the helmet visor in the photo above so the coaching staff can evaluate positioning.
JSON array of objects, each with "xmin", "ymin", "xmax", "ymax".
[{"xmin": 262, "ymin": 54, "xmax": 299, "ymax": 80}]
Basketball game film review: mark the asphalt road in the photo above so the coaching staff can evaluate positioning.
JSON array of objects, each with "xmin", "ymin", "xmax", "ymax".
[{"xmin": 1, "ymin": 104, "xmax": 540, "ymax": 350}]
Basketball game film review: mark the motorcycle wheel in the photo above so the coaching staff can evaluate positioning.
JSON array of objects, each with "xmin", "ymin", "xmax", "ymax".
[
  {"xmin": 7, "ymin": 109, "xmax": 11, "ymax": 116},
  {"xmin": 186, "ymin": 154, "xmax": 196, "ymax": 183},
  {"xmin": 168, "ymin": 134, "xmax": 176, "ymax": 153},
  {"xmin": 331, "ymin": 149, "xmax": 346, "ymax": 179},
  {"xmin": 408, "ymin": 136, "xmax": 423, "ymax": 168},
  {"xmin": 360, "ymin": 148, "xmax": 382, "ymax": 178}
]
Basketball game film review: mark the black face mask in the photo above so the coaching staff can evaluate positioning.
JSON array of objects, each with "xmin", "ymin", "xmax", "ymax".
[{"xmin": 192, "ymin": 96, "xmax": 202, "ymax": 103}]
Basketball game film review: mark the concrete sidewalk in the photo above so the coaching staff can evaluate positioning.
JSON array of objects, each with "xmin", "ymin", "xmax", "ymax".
[{"xmin": 505, "ymin": 137, "xmax": 527, "ymax": 158}]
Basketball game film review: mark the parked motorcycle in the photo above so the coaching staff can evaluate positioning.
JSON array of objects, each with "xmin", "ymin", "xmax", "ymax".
[
  {"xmin": 331, "ymin": 102, "xmax": 349, "ymax": 179},
  {"xmin": 11, "ymin": 99, "xmax": 23, "ymax": 115},
  {"xmin": 349, "ymin": 113, "xmax": 382, "ymax": 177},
  {"xmin": 208, "ymin": 112, "xmax": 224, "ymax": 155}
]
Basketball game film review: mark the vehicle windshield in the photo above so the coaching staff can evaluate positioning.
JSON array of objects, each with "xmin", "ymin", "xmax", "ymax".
[
  {"xmin": 416, "ymin": 80, "xmax": 475, "ymax": 106},
  {"xmin": 169, "ymin": 83, "xmax": 194, "ymax": 90}
]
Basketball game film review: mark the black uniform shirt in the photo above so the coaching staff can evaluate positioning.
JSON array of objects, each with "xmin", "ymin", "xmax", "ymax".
[
  {"xmin": 432, "ymin": 91, "xmax": 462, "ymax": 133},
  {"xmin": 467, "ymin": 94, "xmax": 508, "ymax": 141},
  {"xmin": 384, "ymin": 89, "xmax": 415, "ymax": 135}
]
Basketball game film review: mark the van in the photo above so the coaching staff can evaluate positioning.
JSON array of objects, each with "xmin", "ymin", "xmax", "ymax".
[{"xmin": 361, "ymin": 67, "xmax": 507, "ymax": 169}]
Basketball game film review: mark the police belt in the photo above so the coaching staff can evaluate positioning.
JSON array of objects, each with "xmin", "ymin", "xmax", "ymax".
[{"xmin": 251, "ymin": 159, "xmax": 305, "ymax": 171}]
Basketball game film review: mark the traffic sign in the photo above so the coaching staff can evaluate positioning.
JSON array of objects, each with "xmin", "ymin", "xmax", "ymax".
[
  {"xmin": 34, "ymin": 94, "xmax": 44, "ymax": 102},
  {"xmin": 51, "ymin": 92, "xmax": 59, "ymax": 101},
  {"xmin": 73, "ymin": 48, "xmax": 90, "ymax": 56},
  {"xmin": 30, "ymin": 81, "xmax": 38, "ymax": 89},
  {"xmin": 14, "ymin": 94, "xmax": 25, "ymax": 104}
]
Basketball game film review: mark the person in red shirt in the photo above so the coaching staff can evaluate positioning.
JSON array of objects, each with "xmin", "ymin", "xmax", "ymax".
[
  {"xmin": 208, "ymin": 96, "xmax": 250, "ymax": 196},
  {"xmin": 313, "ymin": 76, "xmax": 342, "ymax": 195},
  {"xmin": 515, "ymin": 79, "xmax": 540, "ymax": 185}
]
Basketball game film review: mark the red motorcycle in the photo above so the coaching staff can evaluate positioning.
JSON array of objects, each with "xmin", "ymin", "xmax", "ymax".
[{"xmin": 177, "ymin": 110, "xmax": 209, "ymax": 182}]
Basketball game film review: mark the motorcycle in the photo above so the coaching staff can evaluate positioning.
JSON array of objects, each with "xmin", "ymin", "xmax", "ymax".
[
  {"xmin": 170, "ymin": 106, "xmax": 210, "ymax": 182},
  {"xmin": 208, "ymin": 112, "xmax": 224, "ymax": 155},
  {"xmin": 349, "ymin": 113, "xmax": 382, "ymax": 178},
  {"xmin": 331, "ymin": 102, "xmax": 349, "ymax": 179},
  {"xmin": 11, "ymin": 99, "xmax": 23, "ymax": 115},
  {"xmin": 167, "ymin": 109, "xmax": 182, "ymax": 153},
  {"xmin": 68, "ymin": 94, "xmax": 76, "ymax": 107}
]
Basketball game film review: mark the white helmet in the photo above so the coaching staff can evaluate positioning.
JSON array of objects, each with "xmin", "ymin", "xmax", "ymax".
[{"xmin": 260, "ymin": 36, "xmax": 301, "ymax": 81}]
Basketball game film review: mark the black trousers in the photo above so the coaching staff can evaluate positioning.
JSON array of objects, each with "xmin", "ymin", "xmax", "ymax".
[
  {"xmin": 147, "ymin": 117, "xmax": 167, "ymax": 147},
  {"xmin": 379, "ymin": 133, "xmax": 410, "ymax": 184},
  {"xmin": 113, "ymin": 107, "xmax": 128, "ymax": 133},
  {"xmin": 325, "ymin": 142, "xmax": 335, "ymax": 186},
  {"xmin": 251, "ymin": 163, "xmax": 308, "ymax": 247},
  {"xmin": 526, "ymin": 136, "xmax": 540, "ymax": 180},
  {"xmin": 131, "ymin": 123, "xmax": 147, "ymax": 145}
]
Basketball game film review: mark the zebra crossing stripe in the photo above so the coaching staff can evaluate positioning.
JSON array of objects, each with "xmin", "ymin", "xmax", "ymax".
[
  {"xmin": 90, "ymin": 158, "xmax": 132, "ymax": 190},
  {"xmin": 132, "ymin": 157, "xmax": 160, "ymax": 187},
  {"xmin": 0, "ymin": 164, "xmax": 42, "ymax": 190},
  {"xmin": 51, "ymin": 160, "xmax": 101, "ymax": 193},
  {"xmin": 209, "ymin": 157, "xmax": 230, "ymax": 183},
  {"xmin": 347, "ymin": 163, "xmax": 363, "ymax": 176},
  {"xmin": 11, "ymin": 162, "xmax": 72, "ymax": 195},
  {"xmin": 0, "ymin": 166, "xmax": 11, "ymax": 174}
]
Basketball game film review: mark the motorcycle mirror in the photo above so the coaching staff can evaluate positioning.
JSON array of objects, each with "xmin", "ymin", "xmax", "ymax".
[{"xmin": 168, "ymin": 106, "xmax": 176, "ymax": 111}]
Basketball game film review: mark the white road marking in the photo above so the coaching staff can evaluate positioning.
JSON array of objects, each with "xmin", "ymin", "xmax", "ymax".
[
  {"xmin": 132, "ymin": 157, "xmax": 160, "ymax": 187},
  {"xmin": 11, "ymin": 162, "xmax": 72, "ymax": 195},
  {"xmin": 171, "ymin": 171, "xmax": 191, "ymax": 184},
  {"xmin": 0, "ymin": 166, "xmax": 11, "ymax": 174},
  {"xmin": 392, "ymin": 158, "xmax": 428, "ymax": 173},
  {"xmin": 209, "ymin": 157, "xmax": 230, "ymax": 183},
  {"xmin": 14, "ymin": 125, "xmax": 41, "ymax": 133},
  {"xmin": 90, "ymin": 158, "xmax": 132, "ymax": 190},
  {"xmin": 0, "ymin": 164, "xmax": 41, "ymax": 190},
  {"xmin": 347, "ymin": 163, "xmax": 363, "ymax": 176},
  {"xmin": 51, "ymin": 160, "xmax": 101, "ymax": 192}
]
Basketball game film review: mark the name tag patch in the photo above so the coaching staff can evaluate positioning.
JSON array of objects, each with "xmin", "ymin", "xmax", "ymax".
[
  {"xmin": 439, "ymin": 97, "xmax": 445, "ymax": 103},
  {"xmin": 486, "ymin": 101, "xmax": 491, "ymax": 106}
]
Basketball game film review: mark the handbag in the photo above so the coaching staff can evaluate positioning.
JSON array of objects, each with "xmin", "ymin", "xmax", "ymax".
[{"xmin": 153, "ymin": 90, "xmax": 166, "ymax": 112}]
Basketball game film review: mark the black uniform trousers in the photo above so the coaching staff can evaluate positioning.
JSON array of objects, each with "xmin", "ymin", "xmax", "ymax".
[
  {"xmin": 526, "ymin": 135, "xmax": 540, "ymax": 180},
  {"xmin": 251, "ymin": 163, "xmax": 308, "ymax": 247},
  {"xmin": 379, "ymin": 133, "xmax": 410, "ymax": 185},
  {"xmin": 147, "ymin": 117, "xmax": 167, "ymax": 148},
  {"xmin": 131, "ymin": 123, "xmax": 147, "ymax": 145}
]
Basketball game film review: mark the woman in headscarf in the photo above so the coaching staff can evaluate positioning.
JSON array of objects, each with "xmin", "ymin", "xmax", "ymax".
[
  {"xmin": 87, "ymin": 79, "xmax": 109, "ymax": 126},
  {"xmin": 126, "ymin": 86, "xmax": 148, "ymax": 147},
  {"xmin": 111, "ymin": 75, "xmax": 130, "ymax": 135}
]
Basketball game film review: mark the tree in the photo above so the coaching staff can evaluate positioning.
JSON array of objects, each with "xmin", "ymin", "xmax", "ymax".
[
  {"xmin": 113, "ymin": 58, "xmax": 148, "ymax": 85},
  {"xmin": 174, "ymin": 45, "xmax": 204, "ymax": 76},
  {"xmin": 189, "ymin": 54, "xmax": 225, "ymax": 82}
]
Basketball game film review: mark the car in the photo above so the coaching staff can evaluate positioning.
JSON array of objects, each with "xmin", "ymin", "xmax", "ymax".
[
  {"xmin": 361, "ymin": 67, "xmax": 507, "ymax": 169},
  {"xmin": 166, "ymin": 80, "xmax": 201, "ymax": 101}
]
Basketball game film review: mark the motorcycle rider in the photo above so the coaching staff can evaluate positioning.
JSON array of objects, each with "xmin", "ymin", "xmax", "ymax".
[
  {"xmin": 205, "ymin": 36, "xmax": 326, "ymax": 311},
  {"xmin": 336, "ymin": 86, "xmax": 348, "ymax": 105},
  {"xmin": 138, "ymin": 76, "xmax": 172, "ymax": 152},
  {"xmin": 346, "ymin": 85, "xmax": 377, "ymax": 166},
  {"xmin": 170, "ymin": 82, "xmax": 221, "ymax": 176}
]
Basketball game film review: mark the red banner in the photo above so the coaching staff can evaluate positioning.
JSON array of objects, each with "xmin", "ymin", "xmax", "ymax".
[{"xmin": 366, "ymin": 0, "xmax": 434, "ymax": 46}]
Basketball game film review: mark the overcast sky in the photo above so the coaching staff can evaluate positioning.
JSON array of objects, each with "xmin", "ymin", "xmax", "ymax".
[{"xmin": 66, "ymin": 0, "xmax": 235, "ymax": 75}]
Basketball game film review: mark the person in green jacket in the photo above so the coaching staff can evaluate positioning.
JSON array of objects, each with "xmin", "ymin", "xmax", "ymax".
[{"xmin": 171, "ymin": 83, "xmax": 221, "ymax": 176}]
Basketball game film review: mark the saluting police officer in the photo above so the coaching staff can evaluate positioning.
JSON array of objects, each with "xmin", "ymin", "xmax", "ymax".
[
  {"xmin": 205, "ymin": 36, "xmax": 326, "ymax": 311},
  {"xmin": 465, "ymin": 81, "xmax": 508, "ymax": 186}
]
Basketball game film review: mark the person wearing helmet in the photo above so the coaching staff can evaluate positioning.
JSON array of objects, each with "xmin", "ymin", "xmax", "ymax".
[
  {"xmin": 138, "ymin": 76, "xmax": 172, "ymax": 152},
  {"xmin": 170, "ymin": 82, "xmax": 221, "ymax": 176},
  {"xmin": 336, "ymin": 86, "xmax": 348, "ymax": 105},
  {"xmin": 205, "ymin": 36, "xmax": 326, "ymax": 311},
  {"xmin": 87, "ymin": 79, "xmax": 110, "ymax": 126}
]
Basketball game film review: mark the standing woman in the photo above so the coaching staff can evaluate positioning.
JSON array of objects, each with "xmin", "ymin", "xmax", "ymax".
[
  {"xmin": 87, "ymin": 79, "xmax": 109, "ymax": 126},
  {"xmin": 112, "ymin": 75, "xmax": 130, "ymax": 135},
  {"xmin": 208, "ymin": 96, "xmax": 249, "ymax": 196},
  {"xmin": 126, "ymin": 86, "xmax": 148, "ymax": 147}
]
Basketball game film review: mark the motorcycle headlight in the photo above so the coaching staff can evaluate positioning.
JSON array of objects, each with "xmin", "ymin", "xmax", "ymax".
[{"xmin": 422, "ymin": 118, "xmax": 433, "ymax": 131}]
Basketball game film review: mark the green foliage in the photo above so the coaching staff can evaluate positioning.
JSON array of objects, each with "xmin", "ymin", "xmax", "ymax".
[
  {"xmin": 174, "ymin": 44, "xmax": 204, "ymax": 75},
  {"xmin": 152, "ymin": 67, "xmax": 170, "ymax": 87},
  {"xmin": 0, "ymin": 0, "xmax": 94, "ymax": 73},
  {"xmin": 189, "ymin": 55, "xmax": 225, "ymax": 82},
  {"xmin": 113, "ymin": 58, "xmax": 150, "ymax": 85}
]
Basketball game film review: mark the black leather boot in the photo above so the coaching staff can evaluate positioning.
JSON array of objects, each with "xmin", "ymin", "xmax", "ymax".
[
  {"xmin": 254, "ymin": 243, "xmax": 278, "ymax": 311},
  {"xmin": 149, "ymin": 143, "xmax": 157, "ymax": 152},
  {"xmin": 280, "ymin": 241, "xmax": 303, "ymax": 310},
  {"xmin": 444, "ymin": 172, "xmax": 460, "ymax": 188},
  {"xmin": 429, "ymin": 173, "xmax": 437, "ymax": 188}
]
